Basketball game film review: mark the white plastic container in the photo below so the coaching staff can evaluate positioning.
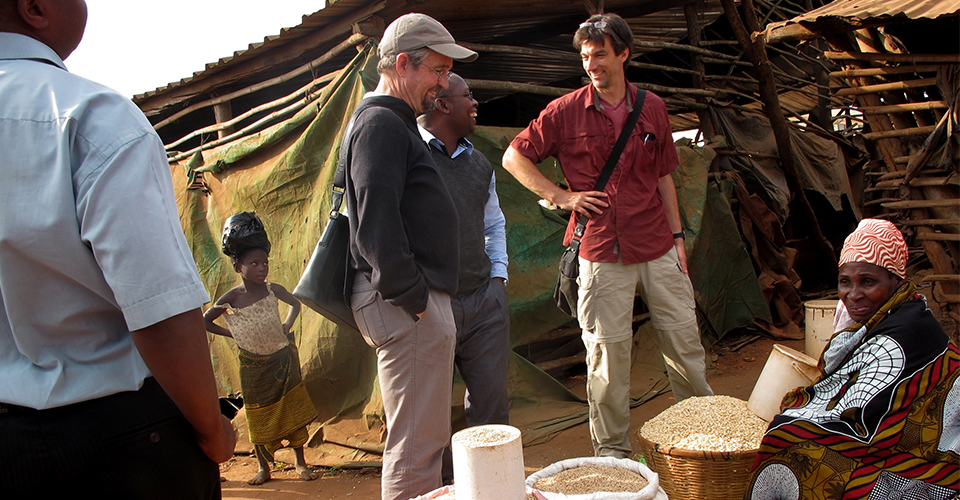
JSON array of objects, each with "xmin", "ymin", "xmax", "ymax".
[
  {"xmin": 746, "ymin": 344, "xmax": 819, "ymax": 421},
  {"xmin": 451, "ymin": 424, "xmax": 525, "ymax": 500},
  {"xmin": 804, "ymin": 299, "xmax": 838, "ymax": 359}
]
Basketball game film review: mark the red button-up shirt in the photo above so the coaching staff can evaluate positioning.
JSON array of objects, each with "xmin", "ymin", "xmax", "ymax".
[{"xmin": 511, "ymin": 83, "xmax": 679, "ymax": 264}]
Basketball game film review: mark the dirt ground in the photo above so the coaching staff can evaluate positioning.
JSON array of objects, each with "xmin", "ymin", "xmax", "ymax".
[{"xmin": 219, "ymin": 334, "xmax": 804, "ymax": 500}]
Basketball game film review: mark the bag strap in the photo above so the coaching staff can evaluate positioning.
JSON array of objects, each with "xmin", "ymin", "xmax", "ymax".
[
  {"xmin": 570, "ymin": 88, "xmax": 647, "ymax": 243},
  {"xmin": 329, "ymin": 98, "xmax": 411, "ymax": 216},
  {"xmin": 329, "ymin": 117, "xmax": 359, "ymax": 216},
  {"xmin": 329, "ymin": 98, "xmax": 385, "ymax": 216}
]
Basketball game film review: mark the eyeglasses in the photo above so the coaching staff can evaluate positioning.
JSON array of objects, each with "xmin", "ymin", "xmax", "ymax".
[
  {"xmin": 579, "ymin": 20, "xmax": 608, "ymax": 31},
  {"xmin": 425, "ymin": 66, "xmax": 451, "ymax": 82},
  {"xmin": 436, "ymin": 91, "xmax": 473, "ymax": 100},
  {"xmin": 578, "ymin": 19, "xmax": 626, "ymax": 47}
]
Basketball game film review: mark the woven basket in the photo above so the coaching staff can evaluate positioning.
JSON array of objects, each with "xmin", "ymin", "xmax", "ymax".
[{"xmin": 636, "ymin": 431, "xmax": 757, "ymax": 500}]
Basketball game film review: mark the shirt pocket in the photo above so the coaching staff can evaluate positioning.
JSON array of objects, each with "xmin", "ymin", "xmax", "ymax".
[
  {"xmin": 633, "ymin": 130, "xmax": 659, "ymax": 166},
  {"xmin": 559, "ymin": 130, "xmax": 605, "ymax": 173}
]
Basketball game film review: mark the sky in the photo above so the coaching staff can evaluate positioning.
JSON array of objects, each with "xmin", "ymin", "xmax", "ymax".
[{"xmin": 67, "ymin": 0, "xmax": 324, "ymax": 98}]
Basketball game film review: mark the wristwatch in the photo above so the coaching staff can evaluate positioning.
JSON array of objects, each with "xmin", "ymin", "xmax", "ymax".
[{"xmin": 673, "ymin": 231, "xmax": 686, "ymax": 240}]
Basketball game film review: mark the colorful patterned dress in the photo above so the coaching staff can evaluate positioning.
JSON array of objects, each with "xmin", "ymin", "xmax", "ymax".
[
  {"xmin": 219, "ymin": 283, "xmax": 318, "ymax": 461},
  {"xmin": 745, "ymin": 282, "xmax": 960, "ymax": 499}
]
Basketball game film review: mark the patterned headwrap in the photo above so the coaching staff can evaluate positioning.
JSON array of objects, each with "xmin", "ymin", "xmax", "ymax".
[{"xmin": 838, "ymin": 218, "xmax": 908, "ymax": 278}]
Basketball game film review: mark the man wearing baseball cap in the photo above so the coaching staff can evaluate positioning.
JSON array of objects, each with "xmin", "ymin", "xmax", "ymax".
[{"xmin": 343, "ymin": 13, "xmax": 477, "ymax": 500}]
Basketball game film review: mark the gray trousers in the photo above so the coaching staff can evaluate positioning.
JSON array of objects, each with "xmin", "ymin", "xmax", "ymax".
[
  {"xmin": 351, "ymin": 273, "xmax": 457, "ymax": 500},
  {"xmin": 441, "ymin": 278, "xmax": 511, "ymax": 483}
]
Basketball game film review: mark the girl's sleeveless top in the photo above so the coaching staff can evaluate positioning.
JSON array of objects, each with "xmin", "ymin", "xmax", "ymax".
[{"xmin": 217, "ymin": 283, "xmax": 288, "ymax": 355}]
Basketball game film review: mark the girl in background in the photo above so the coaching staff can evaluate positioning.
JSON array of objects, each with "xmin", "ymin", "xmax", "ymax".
[{"xmin": 205, "ymin": 212, "xmax": 318, "ymax": 485}]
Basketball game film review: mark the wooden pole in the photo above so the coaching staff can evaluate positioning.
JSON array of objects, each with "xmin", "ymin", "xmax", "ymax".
[
  {"xmin": 921, "ymin": 274, "xmax": 960, "ymax": 282},
  {"xmin": 859, "ymin": 101, "xmax": 947, "ymax": 114},
  {"xmin": 630, "ymin": 61, "xmax": 701, "ymax": 77},
  {"xmin": 875, "ymin": 177, "xmax": 959, "ymax": 189},
  {"xmin": 720, "ymin": 0, "xmax": 837, "ymax": 267},
  {"xmin": 212, "ymin": 101, "xmax": 234, "ymax": 139},
  {"xmin": 882, "ymin": 199, "xmax": 960, "ymax": 210},
  {"xmin": 812, "ymin": 39, "xmax": 831, "ymax": 129},
  {"xmin": 914, "ymin": 233, "xmax": 960, "ymax": 242},
  {"xmin": 835, "ymin": 78, "xmax": 937, "ymax": 97},
  {"xmin": 684, "ymin": 1, "xmax": 716, "ymax": 140},
  {"xmin": 902, "ymin": 219, "xmax": 960, "ymax": 227},
  {"xmin": 703, "ymin": 57, "xmax": 753, "ymax": 67},
  {"xmin": 823, "ymin": 51, "xmax": 960, "ymax": 63},
  {"xmin": 634, "ymin": 40, "xmax": 741, "ymax": 60},
  {"xmin": 464, "ymin": 79, "xmax": 570, "ymax": 97},
  {"xmin": 459, "ymin": 42, "xmax": 578, "ymax": 62},
  {"xmin": 830, "ymin": 65, "xmax": 940, "ymax": 78},
  {"xmin": 861, "ymin": 125, "xmax": 937, "ymax": 140}
]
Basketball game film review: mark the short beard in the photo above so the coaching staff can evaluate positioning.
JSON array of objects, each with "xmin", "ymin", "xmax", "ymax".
[{"xmin": 418, "ymin": 84, "xmax": 441, "ymax": 116}]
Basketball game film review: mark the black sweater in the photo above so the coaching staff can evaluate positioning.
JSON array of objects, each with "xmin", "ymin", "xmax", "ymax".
[{"xmin": 345, "ymin": 95, "xmax": 459, "ymax": 315}]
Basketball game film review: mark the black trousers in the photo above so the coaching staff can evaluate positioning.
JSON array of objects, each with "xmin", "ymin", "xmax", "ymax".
[{"xmin": 0, "ymin": 378, "xmax": 220, "ymax": 500}]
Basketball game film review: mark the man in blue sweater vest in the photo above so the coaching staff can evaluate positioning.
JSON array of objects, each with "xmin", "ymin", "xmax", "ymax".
[{"xmin": 418, "ymin": 73, "xmax": 511, "ymax": 484}]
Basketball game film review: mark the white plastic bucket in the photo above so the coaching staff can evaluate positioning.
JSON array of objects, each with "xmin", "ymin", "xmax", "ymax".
[
  {"xmin": 451, "ymin": 424, "xmax": 525, "ymax": 500},
  {"xmin": 804, "ymin": 299, "xmax": 838, "ymax": 359},
  {"xmin": 746, "ymin": 344, "xmax": 819, "ymax": 422}
]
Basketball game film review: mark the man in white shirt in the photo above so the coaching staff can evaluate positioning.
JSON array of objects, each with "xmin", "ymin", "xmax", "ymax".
[{"xmin": 0, "ymin": 1, "xmax": 235, "ymax": 497}]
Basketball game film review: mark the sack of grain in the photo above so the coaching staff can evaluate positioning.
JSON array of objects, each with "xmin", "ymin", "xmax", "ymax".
[{"xmin": 525, "ymin": 457, "xmax": 667, "ymax": 500}]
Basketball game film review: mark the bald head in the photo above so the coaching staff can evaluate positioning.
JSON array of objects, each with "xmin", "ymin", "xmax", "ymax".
[
  {"xmin": 423, "ymin": 73, "xmax": 468, "ymax": 115},
  {"xmin": 0, "ymin": 0, "xmax": 88, "ymax": 60},
  {"xmin": 419, "ymin": 73, "xmax": 478, "ymax": 153}
]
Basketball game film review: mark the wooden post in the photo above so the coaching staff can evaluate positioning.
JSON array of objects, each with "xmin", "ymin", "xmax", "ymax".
[
  {"xmin": 813, "ymin": 39, "xmax": 831, "ymax": 129},
  {"xmin": 212, "ymin": 101, "xmax": 234, "ymax": 139},
  {"xmin": 720, "ymin": 0, "xmax": 837, "ymax": 267},
  {"xmin": 684, "ymin": 1, "xmax": 716, "ymax": 140}
]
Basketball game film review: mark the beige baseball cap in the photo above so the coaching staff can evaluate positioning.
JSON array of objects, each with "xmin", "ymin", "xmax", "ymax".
[{"xmin": 378, "ymin": 13, "xmax": 478, "ymax": 62}]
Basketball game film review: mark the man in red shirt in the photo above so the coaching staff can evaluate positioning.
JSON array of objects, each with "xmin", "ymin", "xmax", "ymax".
[{"xmin": 502, "ymin": 12, "xmax": 713, "ymax": 459}]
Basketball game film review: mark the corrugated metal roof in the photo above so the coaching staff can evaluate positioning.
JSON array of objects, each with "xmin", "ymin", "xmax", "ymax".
[
  {"xmin": 768, "ymin": 0, "xmax": 959, "ymax": 29},
  {"xmin": 132, "ymin": 0, "xmax": 373, "ymax": 102},
  {"xmin": 133, "ymin": 0, "xmax": 724, "ymax": 106}
]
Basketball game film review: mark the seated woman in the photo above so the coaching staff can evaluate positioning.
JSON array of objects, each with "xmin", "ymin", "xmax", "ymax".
[{"xmin": 745, "ymin": 219, "xmax": 959, "ymax": 500}]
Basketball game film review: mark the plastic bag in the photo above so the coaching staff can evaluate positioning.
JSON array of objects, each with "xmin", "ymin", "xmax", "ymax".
[
  {"xmin": 407, "ymin": 484, "xmax": 549, "ymax": 500},
  {"xmin": 221, "ymin": 211, "xmax": 271, "ymax": 258},
  {"xmin": 525, "ymin": 457, "xmax": 668, "ymax": 500},
  {"xmin": 407, "ymin": 485, "xmax": 455, "ymax": 500}
]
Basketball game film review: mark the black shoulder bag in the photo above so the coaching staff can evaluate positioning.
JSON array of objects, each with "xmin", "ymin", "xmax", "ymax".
[
  {"xmin": 293, "ymin": 111, "xmax": 364, "ymax": 332},
  {"xmin": 555, "ymin": 89, "xmax": 647, "ymax": 317}
]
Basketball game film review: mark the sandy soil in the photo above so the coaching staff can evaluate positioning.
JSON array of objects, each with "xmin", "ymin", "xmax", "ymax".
[{"xmin": 219, "ymin": 334, "xmax": 803, "ymax": 500}]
